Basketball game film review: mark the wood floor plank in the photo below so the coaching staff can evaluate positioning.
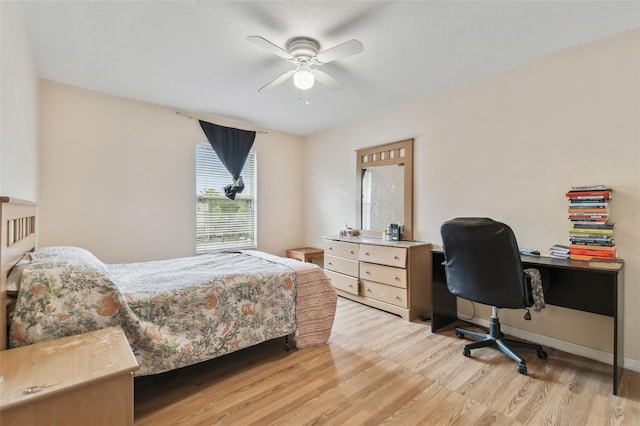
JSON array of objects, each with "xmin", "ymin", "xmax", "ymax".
[
  {"xmin": 407, "ymin": 381, "xmax": 487, "ymax": 425},
  {"xmin": 328, "ymin": 363, "xmax": 429, "ymax": 425},
  {"xmin": 619, "ymin": 369, "xmax": 640, "ymax": 409},
  {"xmin": 135, "ymin": 297, "xmax": 640, "ymax": 425}
]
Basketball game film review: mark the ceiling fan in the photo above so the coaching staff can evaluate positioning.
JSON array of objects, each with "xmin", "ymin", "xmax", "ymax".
[{"xmin": 248, "ymin": 35, "xmax": 364, "ymax": 92}]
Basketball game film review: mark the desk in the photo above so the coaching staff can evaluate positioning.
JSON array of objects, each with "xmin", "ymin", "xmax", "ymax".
[{"xmin": 431, "ymin": 249, "xmax": 624, "ymax": 395}]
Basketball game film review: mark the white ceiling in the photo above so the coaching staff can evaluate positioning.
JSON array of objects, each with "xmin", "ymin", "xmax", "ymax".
[{"xmin": 21, "ymin": 1, "xmax": 640, "ymax": 136}]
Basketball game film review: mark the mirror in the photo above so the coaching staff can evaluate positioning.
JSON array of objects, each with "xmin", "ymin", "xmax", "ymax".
[
  {"xmin": 356, "ymin": 139, "xmax": 413, "ymax": 239},
  {"xmin": 361, "ymin": 165, "xmax": 405, "ymax": 231}
]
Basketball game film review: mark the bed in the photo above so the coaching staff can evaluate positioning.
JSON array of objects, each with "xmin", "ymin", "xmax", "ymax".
[{"xmin": 1, "ymin": 197, "xmax": 337, "ymax": 376}]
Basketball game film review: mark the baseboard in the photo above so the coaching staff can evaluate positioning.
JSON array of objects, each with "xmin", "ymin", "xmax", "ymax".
[
  {"xmin": 460, "ymin": 315, "xmax": 640, "ymax": 373},
  {"xmin": 625, "ymin": 357, "xmax": 640, "ymax": 373}
]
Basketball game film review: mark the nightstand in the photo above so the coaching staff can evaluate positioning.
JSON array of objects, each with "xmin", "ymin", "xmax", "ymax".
[
  {"xmin": 0, "ymin": 327, "xmax": 139, "ymax": 425},
  {"xmin": 286, "ymin": 247, "xmax": 324, "ymax": 263}
]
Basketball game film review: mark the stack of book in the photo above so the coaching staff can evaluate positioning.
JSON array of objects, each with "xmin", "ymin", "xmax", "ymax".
[
  {"xmin": 549, "ymin": 244, "xmax": 570, "ymax": 259},
  {"xmin": 566, "ymin": 185, "xmax": 616, "ymax": 261}
]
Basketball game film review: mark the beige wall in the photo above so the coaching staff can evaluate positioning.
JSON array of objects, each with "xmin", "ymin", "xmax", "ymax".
[
  {"xmin": 38, "ymin": 81, "xmax": 305, "ymax": 263},
  {"xmin": 0, "ymin": 2, "xmax": 39, "ymax": 200},
  {"xmin": 304, "ymin": 29, "xmax": 640, "ymax": 364}
]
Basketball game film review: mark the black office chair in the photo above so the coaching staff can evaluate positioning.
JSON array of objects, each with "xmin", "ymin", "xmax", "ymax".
[{"xmin": 440, "ymin": 217, "xmax": 547, "ymax": 375}]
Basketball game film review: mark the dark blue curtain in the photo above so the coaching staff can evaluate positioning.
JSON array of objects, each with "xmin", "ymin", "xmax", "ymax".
[{"xmin": 199, "ymin": 120, "xmax": 256, "ymax": 200}]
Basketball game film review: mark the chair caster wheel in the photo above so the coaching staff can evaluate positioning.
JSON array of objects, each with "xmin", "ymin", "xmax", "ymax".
[
  {"xmin": 537, "ymin": 350, "xmax": 548, "ymax": 359},
  {"xmin": 456, "ymin": 331, "xmax": 465, "ymax": 339},
  {"xmin": 517, "ymin": 364, "xmax": 527, "ymax": 375},
  {"xmin": 462, "ymin": 347, "xmax": 471, "ymax": 357}
]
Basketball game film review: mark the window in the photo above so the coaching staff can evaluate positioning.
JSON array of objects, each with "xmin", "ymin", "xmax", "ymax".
[{"xmin": 196, "ymin": 144, "xmax": 257, "ymax": 253}]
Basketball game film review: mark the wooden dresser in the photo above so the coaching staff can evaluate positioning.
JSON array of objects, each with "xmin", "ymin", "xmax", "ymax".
[
  {"xmin": 323, "ymin": 236, "xmax": 431, "ymax": 321},
  {"xmin": 0, "ymin": 327, "xmax": 139, "ymax": 425}
]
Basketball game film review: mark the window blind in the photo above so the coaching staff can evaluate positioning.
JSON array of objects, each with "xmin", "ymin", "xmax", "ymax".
[{"xmin": 196, "ymin": 144, "xmax": 257, "ymax": 253}]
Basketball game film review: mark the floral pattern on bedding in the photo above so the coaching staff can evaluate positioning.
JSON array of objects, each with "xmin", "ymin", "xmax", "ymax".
[{"xmin": 10, "ymin": 249, "xmax": 297, "ymax": 376}]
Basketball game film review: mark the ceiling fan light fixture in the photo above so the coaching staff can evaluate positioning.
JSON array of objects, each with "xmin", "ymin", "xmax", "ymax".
[
  {"xmin": 293, "ymin": 69, "xmax": 314, "ymax": 90},
  {"xmin": 249, "ymin": 35, "xmax": 362, "ymax": 92}
]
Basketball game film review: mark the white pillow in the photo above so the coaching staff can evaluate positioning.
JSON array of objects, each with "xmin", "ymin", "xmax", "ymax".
[
  {"xmin": 29, "ymin": 246, "xmax": 111, "ymax": 278},
  {"xmin": 31, "ymin": 246, "xmax": 97, "ymax": 262}
]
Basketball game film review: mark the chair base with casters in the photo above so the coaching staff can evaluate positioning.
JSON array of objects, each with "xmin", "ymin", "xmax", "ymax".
[{"xmin": 456, "ymin": 307, "xmax": 548, "ymax": 375}]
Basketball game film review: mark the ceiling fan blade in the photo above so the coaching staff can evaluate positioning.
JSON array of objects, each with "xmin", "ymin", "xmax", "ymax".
[
  {"xmin": 311, "ymin": 69, "xmax": 343, "ymax": 91},
  {"xmin": 247, "ymin": 36, "xmax": 293, "ymax": 60},
  {"xmin": 315, "ymin": 39, "xmax": 363, "ymax": 64},
  {"xmin": 258, "ymin": 69, "xmax": 296, "ymax": 91}
]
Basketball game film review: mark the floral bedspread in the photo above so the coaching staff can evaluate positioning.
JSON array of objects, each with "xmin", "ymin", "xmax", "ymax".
[{"xmin": 10, "ymin": 247, "xmax": 336, "ymax": 376}]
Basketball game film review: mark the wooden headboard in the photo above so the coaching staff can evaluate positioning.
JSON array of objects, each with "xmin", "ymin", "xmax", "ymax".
[{"xmin": 0, "ymin": 197, "xmax": 37, "ymax": 350}]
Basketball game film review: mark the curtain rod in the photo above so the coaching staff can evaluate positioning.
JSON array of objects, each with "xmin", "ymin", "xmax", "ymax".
[{"xmin": 175, "ymin": 111, "xmax": 268, "ymax": 134}]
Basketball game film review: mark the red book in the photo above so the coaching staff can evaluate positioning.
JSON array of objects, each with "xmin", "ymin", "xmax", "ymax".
[
  {"xmin": 570, "ymin": 244, "xmax": 616, "ymax": 252},
  {"xmin": 569, "ymin": 248, "xmax": 617, "ymax": 258},
  {"xmin": 568, "ymin": 215, "xmax": 608, "ymax": 221},
  {"xmin": 568, "ymin": 208, "xmax": 609, "ymax": 213},
  {"xmin": 565, "ymin": 190, "xmax": 612, "ymax": 199},
  {"xmin": 570, "ymin": 253, "xmax": 619, "ymax": 261}
]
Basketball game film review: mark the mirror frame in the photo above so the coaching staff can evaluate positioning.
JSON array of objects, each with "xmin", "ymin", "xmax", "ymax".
[{"xmin": 356, "ymin": 138, "xmax": 413, "ymax": 239}]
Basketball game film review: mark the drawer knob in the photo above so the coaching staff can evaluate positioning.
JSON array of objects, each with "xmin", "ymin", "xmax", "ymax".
[
  {"xmin": 328, "ymin": 262, "xmax": 332, "ymax": 265},
  {"xmin": 367, "ymin": 288, "xmax": 372, "ymax": 292},
  {"xmin": 394, "ymin": 276, "xmax": 399, "ymax": 280},
  {"xmin": 350, "ymin": 250, "xmax": 355, "ymax": 254},
  {"xmin": 329, "ymin": 247, "xmax": 333, "ymax": 250},
  {"xmin": 349, "ymin": 284, "xmax": 353, "ymax": 288},
  {"xmin": 365, "ymin": 252, "xmax": 370, "ymax": 256},
  {"xmin": 365, "ymin": 270, "xmax": 370, "ymax": 274},
  {"xmin": 393, "ymin": 255, "xmax": 399, "ymax": 259},
  {"xmin": 395, "ymin": 295, "xmax": 400, "ymax": 300}
]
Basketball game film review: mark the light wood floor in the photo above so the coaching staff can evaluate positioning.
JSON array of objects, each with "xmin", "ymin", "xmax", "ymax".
[{"xmin": 135, "ymin": 297, "xmax": 640, "ymax": 425}]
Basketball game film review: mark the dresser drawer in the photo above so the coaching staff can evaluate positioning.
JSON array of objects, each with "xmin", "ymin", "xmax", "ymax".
[
  {"xmin": 361, "ymin": 280, "xmax": 408, "ymax": 308},
  {"xmin": 325, "ymin": 255, "xmax": 359, "ymax": 277},
  {"xmin": 323, "ymin": 240, "xmax": 359, "ymax": 260},
  {"xmin": 358, "ymin": 244, "xmax": 407, "ymax": 268},
  {"xmin": 324, "ymin": 270, "xmax": 359, "ymax": 295},
  {"xmin": 359, "ymin": 262, "xmax": 407, "ymax": 289}
]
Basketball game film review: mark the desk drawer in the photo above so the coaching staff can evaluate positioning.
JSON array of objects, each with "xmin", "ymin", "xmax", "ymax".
[
  {"xmin": 323, "ymin": 240, "xmax": 359, "ymax": 260},
  {"xmin": 324, "ymin": 270, "xmax": 358, "ymax": 295},
  {"xmin": 361, "ymin": 280, "xmax": 407, "ymax": 308},
  {"xmin": 325, "ymin": 255, "xmax": 359, "ymax": 277},
  {"xmin": 358, "ymin": 244, "xmax": 407, "ymax": 268},
  {"xmin": 359, "ymin": 262, "xmax": 407, "ymax": 289}
]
